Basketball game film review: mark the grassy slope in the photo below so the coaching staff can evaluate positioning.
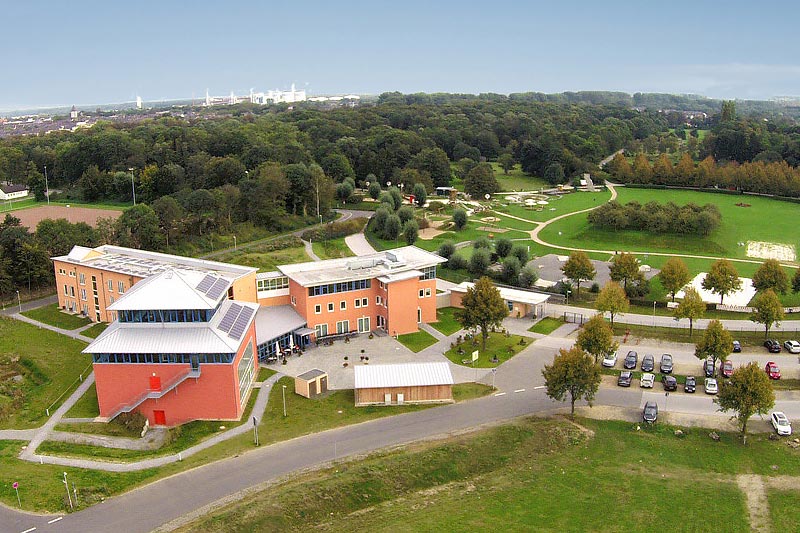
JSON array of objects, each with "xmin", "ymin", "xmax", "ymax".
[
  {"xmin": 211, "ymin": 245, "xmax": 310, "ymax": 272},
  {"xmin": 21, "ymin": 305, "xmax": 92, "ymax": 330},
  {"xmin": 311, "ymin": 237, "xmax": 354, "ymax": 260},
  {"xmin": 489, "ymin": 162, "xmax": 549, "ymax": 191}
]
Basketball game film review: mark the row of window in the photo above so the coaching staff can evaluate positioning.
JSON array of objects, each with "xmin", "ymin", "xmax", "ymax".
[
  {"xmin": 313, "ymin": 316, "xmax": 371, "ymax": 338},
  {"xmin": 308, "ymin": 279, "xmax": 371, "ymax": 296},
  {"xmin": 118, "ymin": 308, "xmax": 216, "ymax": 324},
  {"xmin": 92, "ymin": 352, "xmax": 235, "ymax": 364},
  {"xmin": 421, "ymin": 266, "xmax": 437, "ymax": 280},
  {"xmin": 419, "ymin": 288, "xmax": 432, "ymax": 298},
  {"xmin": 257, "ymin": 276, "xmax": 289, "ymax": 292},
  {"xmin": 314, "ymin": 297, "xmax": 370, "ymax": 314}
]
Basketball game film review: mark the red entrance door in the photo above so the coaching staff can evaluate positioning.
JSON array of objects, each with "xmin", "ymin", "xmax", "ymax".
[
  {"xmin": 149, "ymin": 375, "xmax": 162, "ymax": 390},
  {"xmin": 153, "ymin": 410, "xmax": 166, "ymax": 425}
]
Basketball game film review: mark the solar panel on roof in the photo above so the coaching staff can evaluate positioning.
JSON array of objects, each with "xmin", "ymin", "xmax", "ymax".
[
  {"xmin": 196, "ymin": 274, "xmax": 216, "ymax": 292},
  {"xmin": 205, "ymin": 278, "xmax": 229, "ymax": 300},
  {"xmin": 228, "ymin": 307, "xmax": 254, "ymax": 340},
  {"xmin": 218, "ymin": 303, "xmax": 242, "ymax": 333}
]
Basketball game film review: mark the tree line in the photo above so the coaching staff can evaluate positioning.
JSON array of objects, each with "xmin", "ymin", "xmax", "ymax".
[{"xmin": 587, "ymin": 200, "xmax": 721, "ymax": 235}]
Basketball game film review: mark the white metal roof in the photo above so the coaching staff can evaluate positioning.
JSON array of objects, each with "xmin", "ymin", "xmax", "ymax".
[
  {"xmin": 108, "ymin": 269, "xmax": 227, "ymax": 311},
  {"xmin": 452, "ymin": 282, "xmax": 550, "ymax": 306},
  {"xmin": 84, "ymin": 300, "xmax": 258, "ymax": 354},
  {"xmin": 277, "ymin": 246, "xmax": 446, "ymax": 287},
  {"xmin": 376, "ymin": 270, "xmax": 423, "ymax": 283},
  {"xmin": 354, "ymin": 362, "xmax": 454, "ymax": 389},
  {"xmin": 253, "ymin": 305, "xmax": 307, "ymax": 344}
]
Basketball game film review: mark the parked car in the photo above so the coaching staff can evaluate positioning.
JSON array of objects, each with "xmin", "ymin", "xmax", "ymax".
[
  {"xmin": 640, "ymin": 373, "xmax": 655, "ymax": 388},
  {"xmin": 684, "ymin": 376, "xmax": 696, "ymax": 393},
  {"xmin": 662, "ymin": 375, "xmax": 678, "ymax": 391},
  {"xmin": 732, "ymin": 340, "xmax": 741, "ymax": 353},
  {"xmin": 720, "ymin": 360, "xmax": 734, "ymax": 378},
  {"xmin": 641, "ymin": 354, "xmax": 655, "ymax": 372},
  {"xmin": 602, "ymin": 352, "xmax": 618, "ymax": 368},
  {"xmin": 623, "ymin": 351, "xmax": 638, "ymax": 369},
  {"xmin": 704, "ymin": 377, "xmax": 718, "ymax": 395},
  {"xmin": 765, "ymin": 361, "xmax": 781, "ymax": 380},
  {"xmin": 618, "ymin": 371, "xmax": 633, "ymax": 387},
  {"xmin": 783, "ymin": 340, "xmax": 800, "ymax": 354},
  {"xmin": 764, "ymin": 339, "xmax": 781, "ymax": 353},
  {"xmin": 770, "ymin": 412, "xmax": 792, "ymax": 436},
  {"xmin": 703, "ymin": 357, "xmax": 715, "ymax": 377},
  {"xmin": 659, "ymin": 354, "xmax": 673, "ymax": 374},
  {"xmin": 643, "ymin": 401, "xmax": 658, "ymax": 424}
]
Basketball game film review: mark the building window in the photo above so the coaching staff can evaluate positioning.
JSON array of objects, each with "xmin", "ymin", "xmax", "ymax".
[
  {"xmin": 257, "ymin": 276, "xmax": 289, "ymax": 292},
  {"xmin": 327, "ymin": 302, "xmax": 334, "ymax": 312},
  {"xmin": 421, "ymin": 266, "xmax": 437, "ymax": 280},
  {"xmin": 315, "ymin": 323, "xmax": 328, "ymax": 338},
  {"xmin": 340, "ymin": 300, "xmax": 346, "ymax": 310},
  {"xmin": 237, "ymin": 343, "xmax": 255, "ymax": 407},
  {"xmin": 376, "ymin": 296, "xmax": 382, "ymax": 305},
  {"xmin": 425, "ymin": 288, "xmax": 432, "ymax": 297},
  {"xmin": 379, "ymin": 281, "xmax": 385, "ymax": 290},
  {"xmin": 63, "ymin": 284, "xmax": 69, "ymax": 296},
  {"xmin": 291, "ymin": 295, "xmax": 296, "ymax": 305},
  {"xmin": 79, "ymin": 273, "xmax": 85, "ymax": 285},
  {"xmin": 336, "ymin": 320, "xmax": 350, "ymax": 334},
  {"xmin": 308, "ymin": 279, "xmax": 371, "ymax": 297},
  {"xmin": 108, "ymin": 280, "xmax": 114, "ymax": 292},
  {"xmin": 81, "ymin": 289, "xmax": 87, "ymax": 301},
  {"xmin": 361, "ymin": 297, "xmax": 368, "ymax": 307},
  {"xmin": 58, "ymin": 268, "xmax": 66, "ymax": 275},
  {"xmin": 419, "ymin": 289, "xmax": 424, "ymax": 298},
  {"xmin": 70, "ymin": 286, "xmax": 75, "ymax": 297},
  {"xmin": 69, "ymin": 271, "xmax": 76, "ymax": 277},
  {"xmin": 110, "ymin": 296, "xmax": 115, "ymax": 304},
  {"xmin": 315, "ymin": 304, "xmax": 321, "ymax": 314},
  {"xmin": 354, "ymin": 299, "xmax": 361, "ymax": 308},
  {"xmin": 118, "ymin": 281, "xmax": 124, "ymax": 293},
  {"xmin": 358, "ymin": 316, "xmax": 370, "ymax": 333}
]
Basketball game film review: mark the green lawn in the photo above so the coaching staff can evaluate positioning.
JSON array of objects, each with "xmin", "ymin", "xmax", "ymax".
[
  {"xmin": 21, "ymin": 305, "xmax": 91, "ymax": 330},
  {"xmin": 494, "ymin": 189, "xmax": 612, "ymax": 222},
  {"xmin": 396, "ymin": 330, "xmax": 439, "ymax": 352},
  {"xmin": 55, "ymin": 420, "xmax": 141, "ymax": 438},
  {"xmin": 311, "ymin": 236, "xmax": 354, "ymax": 260},
  {"xmin": 81, "ymin": 322, "xmax": 108, "ymax": 339},
  {"xmin": 368, "ymin": 220, "xmax": 529, "ymax": 253},
  {"xmin": 212, "ymin": 243, "xmax": 310, "ymax": 272},
  {"xmin": 489, "ymin": 162, "xmax": 549, "ymax": 192},
  {"xmin": 176, "ymin": 415, "xmax": 800, "ymax": 532},
  {"xmin": 65, "ymin": 383, "xmax": 99, "ymax": 418},
  {"xmin": 443, "ymin": 331, "xmax": 529, "ymax": 367},
  {"xmin": 430, "ymin": 307, "xmax": 463, "ymax": 336},
  {"xmin": 0, "ymin": 318, "xmax": 92, "ymax": 429},
  {"xmin": 528, "ymin": 316, "xmax": 565, "ymax": 334}
]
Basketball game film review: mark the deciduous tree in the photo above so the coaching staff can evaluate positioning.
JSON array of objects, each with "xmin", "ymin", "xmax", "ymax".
[
  {"xmin": 609, "ymin": 253, "xmax": 642, "ymax": 293},
  {"xmin": 595, "ymin": 282, "xmax": 629, "ymax": 326},
  {"xmin": 659, "ymin": 257, "xmax": 691, "ymax": 302},
  {"xmin": 752, "ymin": 259, "xmax": 789, "ymax": 294},
  {"xmin": 674, "ymin": 286, "xmax": 705, "ymax": 337},
  {"xmin": 498, "ymin": 153, "xmax": 514, "ymax": 174},
  {"xmin": 562, "ymin": 251, "xmax": 595, "ymax": 297},
  {"xmin": 542, "ymin": 345, "xmax": 601, "ymax": 419},
  {"xmin": 750, "ymin": 289, "xmax": 784, "ymax": 338},
  {"xmin": 716, "ymin": 362, "xmax": 774, "ymax": 445},
  {"xmin": 456, "ymin": 276, "xmax": 509, "ymax": 351},
  {"xmin": 464, "ymin": 162, "xmax": 499, "ymax": 198},
  {"xmin": 576, "ymin": 315, "xmax": 618, "ymax": 364},
  {"xmin": 452, "ymin": 208, "xmax": 467, "ymax": 230},
  {"xmin": 702, "ymin": 259, "xmax": 742, "ymax": 304},
  {"xmin": 694, "ymin": 319, "xmax": 733, "ymax": 369}
]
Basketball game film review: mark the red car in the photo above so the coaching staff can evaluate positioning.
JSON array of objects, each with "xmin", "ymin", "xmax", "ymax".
[
  {"xmin": 720, "ymin": 360, "xmax": 734, "ymax": 378},
  {"xmin": 765, "ymin": 361, "xmax": 781, "ymax": 380}
]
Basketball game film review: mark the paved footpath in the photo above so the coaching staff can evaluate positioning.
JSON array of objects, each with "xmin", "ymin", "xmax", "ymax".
[{"xmin": 345, "ymin": 232, "xmax": 376, "ymax": 256}]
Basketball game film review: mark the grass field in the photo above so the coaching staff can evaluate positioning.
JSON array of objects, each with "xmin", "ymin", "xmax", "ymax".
[
  {"xmin": 0, "ymin": 318, "xmax": 91, "ymax": 429},
  {"xmin": 21, "ymin": 305, "xmax": 91, "ymax": 330},
  {"xmin": 430, "ymin": 307, "xmax": 463, "ymax": 336},
  {"xmin": 495, "ymin": 189, "xmax": 611, "ymax": 222},
  {"xmin": 311, "ymin": 237, "xmax": 354, "ymax": 260},
  {"xmin": 368, "ymin": 220, "xmax": 530, "ymax": 253},
  {"xmin": 396, "ymin": 330, "xmax": 439, "ymax": 352},
  {"xmin": 64, "ymin": 383, "xmax": 99, "ymax": 418},
  {"xmin": 81, "ymin": 322, "xmax": 108, "ymax": 339},
  {"xmin": 443, "ymin": 331, "xmax": 529, "ymax": 367},
  {"xmin": 489, "ymin": 162, "xmax": 549, "ymax": 192},
  {"xmin": 528, "ymin": 316, "xmax": 565, "ymax": 334},
  {"xmin": 177, "ymin": 416, "xmax": 800, "ymax": 532}
]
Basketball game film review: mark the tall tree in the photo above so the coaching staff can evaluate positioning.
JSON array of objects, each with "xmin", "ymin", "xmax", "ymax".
[
  {"xmin": 151, "ymin": 196, "xmax": 184, "ymax": 247},
  {"xmin": 595, "ymin": 282, "xmax": 629, "ymax": 327},
  {"xmin": 750, "ymin": 289, "xmax": 784, "ymax": 338},
  {"xmin": 752, "ymin": 259, "xmax": 789, "ymax": 294},
  {"xmin": 793, "ymin": 268, "xmax": 800, "ymax": 294},
  {"xmin": 464, "ymin": 162, "xmax": 499, "ymax": 198},
  {"xmin": 609, "ymin": 253, "xmax": 641, "ymax": 293},
  {"xmin": 716, "ymin": 362, "xmax": 774, "ymax": 445},
  {"xmin": 632, "ymin": 153, "xmax": 652, "ymax": 182},
  {"xmin": 674, "ymin": 286, "xmax": 705, "ymax": 337},
  {"xmin": 702, "ymin": 259, "xmax": 742, "ymax": 304},
  {"xmin": 456, "ymin": 276, "xmax": 509, "ymax": 351},
  {"xmin": 694, "ymin": 319, "xmax": 733, "ymax": 369},
  {"xmin": 659, "ymin": 257, "xmax": 691, "ymax": 302},
  {"xmin": 542, "ymin": 345, "xmax": 601, "ymax": 419},
  {"xmin": 561, "ymin": 251, "xmax": 595, "ymax": 297},
  {"xmin": 452, "ymin": 208, "xmax": 468, "ymax": 230},
  {"xmin": 576, "ymin": 315, "xmax": 618, "ymax": 364},
  {"xmin": 412, "ymin": 182, "xmax": 427, "ymax": 207},
  {"xmin": 720, "ymin": 100, "xmax": 736, "ymax": 122},
  {"xmin": 116, "ymin": 204, "xmax": 163, "ymax": 250},
  {"xmin": 498, "ymin": 153, "xmax": 514, "ymax": 174}
]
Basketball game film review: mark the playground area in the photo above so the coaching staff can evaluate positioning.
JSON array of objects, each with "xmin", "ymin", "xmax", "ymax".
[{"xmin": 676, "ymin": 272, "xmax": 757, "ymax": 307}]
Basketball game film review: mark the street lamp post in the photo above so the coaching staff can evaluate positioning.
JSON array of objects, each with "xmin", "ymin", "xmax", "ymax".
[
  {"xmin": 16, "ymin": 290, "xmax": 21, "ymax": 313},
  {"xmin": 653, "ymin": 300, "xmax": 657, "ymax": 327},
  {"xmin": 128, "ymin": 168, "xmax": 136, "ymax": 206},
  {"xmin": 63, "ymin": 472, "xmax": 73, "ymax": 510},
  {"xmin": 44, "ymin": 165, "xmax": 50, "ymax": 205},
  {"xmin": 233, "ymin": 235, "xmax": 237, "ymax": 250},
  {"xmin": 282, "ymin": 385, "xmax": 287, "ymax": 417},
  {"xmin": 565, "ymin": 289, "xmax": 571, "ymax": 306}
]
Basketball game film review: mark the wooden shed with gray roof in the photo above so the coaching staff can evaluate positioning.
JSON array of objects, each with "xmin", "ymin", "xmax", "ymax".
[{"xmin": 354, "ymin": 362, "xmax": 454, "ymax": 406}]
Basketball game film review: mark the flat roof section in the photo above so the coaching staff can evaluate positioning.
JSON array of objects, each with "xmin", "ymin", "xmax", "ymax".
[
  {"xmin": 254, "ymin": 305, "xmax": 307, "ymax": 345},
  {"xmin": 354, "ymin": 362, "xmax": 454, "ymax": 389},
  {"xmin": 451, "ymin": 282, "xmax": 550, "ymax": 306},
  {"xmin": 278, "ymin": 246, "xmax": 446, "ymax": 287},
  {"xmin": 297, "ymin": 369, "xmax": 327, "ymax": 380}
]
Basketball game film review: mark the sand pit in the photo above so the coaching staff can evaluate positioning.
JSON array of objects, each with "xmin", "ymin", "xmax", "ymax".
[
  {"xmin": 11, "ymin": 205, "xmax": 123, "ymax": 229},
  {"xmin": 418, "ymin": 227, "xmax": 446, "ymax": 240},
  {"xmin": 745, "ymin": 241, "xmax": 796, "ymax": 262},
  {"xmin": 675, "ymin": 272, "xmax": 756, "ymax": 307},
  {"xmin": 480, "ymin": 216, "xmax": 501, "ymax": 223},
  {"xmin": 476, "ymin": 226, "xmax": 509, "ymax": 233}
]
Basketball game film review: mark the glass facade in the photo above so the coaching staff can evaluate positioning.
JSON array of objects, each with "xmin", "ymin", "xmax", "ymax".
[
  {"xmin": 117, "ymin": 307, "xmax": 219, "ymax": 324},
  {"xmin": 237, "ymin": 343, "xmax": 255, "ymax": 406},
  {"xmin": 421, "ymin": 266, "xmax": 437, "ymax": 280},
  {"xmin": 92, "ymin": 352, "xmax": 234, "ymax": 364},
  {"xmin": 308, "ymin": 279, "xmax": 371, "ymax": 296},
  {"xmin": 257, "ymin": 276, "xmax": 289, "ymax": 291}
]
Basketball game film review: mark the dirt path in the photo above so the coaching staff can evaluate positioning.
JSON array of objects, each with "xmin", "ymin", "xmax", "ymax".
[{"xmin": 736, "ymin": 474, "xmax": 771, "ymax": 532}]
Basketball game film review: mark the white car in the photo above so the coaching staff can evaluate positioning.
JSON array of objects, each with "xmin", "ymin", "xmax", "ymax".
[
  {"xmin": 602, "ymin": 352, "xmax": 618, "ymax": 368},
  {"xmin": 640, "ymin": 373, "xmax": 655, "ymax": 388},
  {"xmin": 771, "ymin": 412, "xmax": 792, "ymax": 436},
  {"xmin": 704, "ymin": 378, "xmax": 718, "ymax": 395},
  {"xmin": 783, "ymin": 340, "xmax": 800, "ymax": 354}
]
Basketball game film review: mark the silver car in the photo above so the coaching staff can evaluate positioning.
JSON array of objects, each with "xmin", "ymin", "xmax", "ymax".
[
  {"xmin": 602, "ymin": 352, "xmax": 618, "ymax": 368},
  {"xmin": 771, "ymin": 412, "xmax": 792, "ymax": 436},
  {"xmin": 704, "ymin": 378, "xmax": 718, "ymax": 395}
]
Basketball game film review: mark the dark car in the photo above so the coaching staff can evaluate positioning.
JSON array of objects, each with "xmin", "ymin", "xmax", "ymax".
[
  {"xmin": 764, "ymin": 339, "xmax": 781, "ymax": 353},
  {"xmin": 720, "ymin": 360, "xmax": 734, "ymax": 378},
  {"xmin": 623, "ymin": 351, "xmax": 638, "ymax": 370},
  {"xmin": 662, "ymin": 375, "xmax": 678, "ymax": 391},
  {"xmin": 641, "ymin": 354, "xmax": 655, "ymax": 372},
  {"xmin": 659, "ymin": 354, "xmax": 673, "ymax": 374},
  {"xmin": 685, "ymin": 376, "xmax": 697, "ymax": 393},
  {"xmin": 732, "ymin": 340, "xmax": 741, "ymax": 353},
  {"xmin": 703, "ymin": 357, "xmax": 715, "ymax": 377},
  {"xmin": 618, "ymin": 371, "xmax": 633, "ymax": 387},
  {"xmin": 643, "ymin": 401, "xmax": 658, "ymax": 424}
]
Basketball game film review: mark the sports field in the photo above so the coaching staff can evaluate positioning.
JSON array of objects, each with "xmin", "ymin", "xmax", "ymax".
[{"xmin": 11, "ymin": 205, "xmax": 122, "ymax": 228}]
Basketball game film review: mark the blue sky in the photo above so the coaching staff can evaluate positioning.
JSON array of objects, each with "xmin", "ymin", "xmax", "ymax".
[{"xmin": 1, "ymin": 0, "xmax": 798, "ymax": 109}]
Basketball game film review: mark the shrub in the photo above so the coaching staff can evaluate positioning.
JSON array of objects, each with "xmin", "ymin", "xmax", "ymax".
[
  {"xmin": 510, "ymin": 244, "xmax": 529, "ymax": 265},
  {"xmin": 453, "ymin": 208, "xmax": 468, "ymax": 230},
  {"xmin": 590, "ymin": 282, "xmax": 600, "ymax": 293},
  {"xmin": 469, "ymin": 248, "xmax": 491, "ymax": 275},
  {"xmin": 473, "ymin": 236, "xmax": 491, "ymax": 249},
  {"xmin": 519, "ymin": 264, "xmax": 539, "ymax": 288},
  {"xmin": 438, "ymin": 240, "xmax": 456, "ymax": 259},
  {"xmin": 368, "ymin": 180, "xmax": 381, "ymax": 199},
  {"xmin": 302, "ymin": 217, "xmax": 368, "ymax": 241},
  {"xmin": 383, "ymin": 214, "xmax": 402, "ymax": 240},
  {"xmin": 397, "ymin": 206, "xmax": 415, "ymax": 224},
  {"xmin": 447, "ymin": 254, "xmax": 468, "ymax": 270},
  {"xmin": 502, "ymin": 256, "xmax": 522, "ymax": 285},
  {"xmin": 418, "ymin": 217, "xmax": 430, "ymax": 229},
  {"xmin": 403, "ymin": 220, "xmax": 419, "ymax": 245},
  {"xmin": 495, "ymin": 237, "xmax": 513, "ymax": 258}
]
